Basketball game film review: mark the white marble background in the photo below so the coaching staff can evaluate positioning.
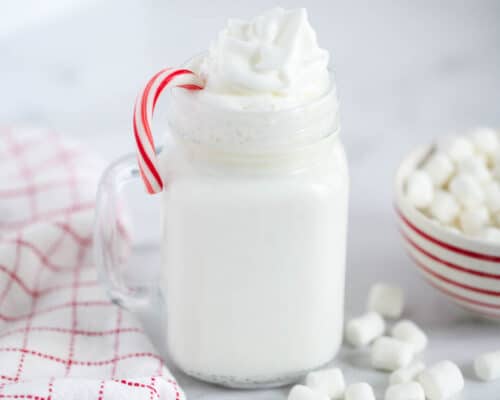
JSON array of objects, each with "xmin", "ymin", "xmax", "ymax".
[{"xmin": 1, "ymin": 1, "xmax": 500, "ymax": 398}]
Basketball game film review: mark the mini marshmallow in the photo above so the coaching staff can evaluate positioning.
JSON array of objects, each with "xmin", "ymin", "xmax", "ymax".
[
  {"xmin": 458, "ymin": 156, "xmax": 491, "ymax": 183},
  {"xmin": 345, "ymin": 312, "xmax": 385, "ymax": 347},
  {"xmin": 306, "ymin": 368, "xmax": 345, "ymax": 399},
  {"xmin": 493, "ymin": 211, "xmax": 500, "ymax": 227},
  {"xmin": 493, "ymin": 163, "xmax": 500, "ymax": 180},
  {"xmin": 449, "ymin": 173, "xmax": 484, "ymax": 209},
  {"xmin": 484, "ymin": 181, "xmax": 500, "ymax": 213},
  {"xmin": 418, "ymin": 361, "xmax": 464, "ymax": 400},
  {"xmin": 345, "ymin": 383, "xmax": 375, "ymax": 400},
  {"xmin": 371, "ymin": 336, "xmax": 414, "ymax": 371},
  {"xmin": 429, "ymin": 191, "xmax": 460, "ymax": 225},
  {"xmin": 288, "ymin": 385, "xmax": 329, "ymax": 400},
  {"xmin": 423, "ymin": 152, "xmax": 454, "ymax": 187},
  {"xmin": 385, "ymin": 382, "xmax": 425, "ymax": 400},
  {"xmin": 406, "ymin": 170, "xmax": 434, "ymax": 209},
  {"xmin": 444, "ymin": 225, "xmax": 460, "ymax": 235},
  {"xmin": 439, "ymin": 135, "xmax": 475, "ymax": 162},
  {"xmin": 471, "ymin": 127, "xmax": 499, "ymax": 158},
  {"xmin": 391, "ymin": 320, "xmax": 428, "ymax": 354},
  {"xmin": 367, "ymin": 283, "xmax": 404, "ymax": 318},
  {"xmin": 478, "ymin": 226, "xmax": 500, "ymax": 243},
  {"xmin": 458, "ymin": 206, "xmax": 489, "ymax": 235},
  {"xmin": 474, "ymin": 350, "xmax": 500, "ymax": 381},
  {"xmin": 390, "ymin": 361, "xmax": 426, "ymax": 385}
]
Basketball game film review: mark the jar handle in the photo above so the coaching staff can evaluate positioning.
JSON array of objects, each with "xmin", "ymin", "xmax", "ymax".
[{"xmin": 93, "ymin": 152, "xmax": 159, "ymax": 309}]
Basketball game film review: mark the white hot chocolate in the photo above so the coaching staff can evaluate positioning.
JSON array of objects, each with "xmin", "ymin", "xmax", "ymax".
[{"xmin": 159, "ymin": 8, "xmax": 348, "ymax": 387}]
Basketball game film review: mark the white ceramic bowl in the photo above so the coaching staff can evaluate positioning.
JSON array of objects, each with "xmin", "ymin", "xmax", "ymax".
[{"xmin": 395, "ymin": 145, "xmax": 500, "ymax": 319}]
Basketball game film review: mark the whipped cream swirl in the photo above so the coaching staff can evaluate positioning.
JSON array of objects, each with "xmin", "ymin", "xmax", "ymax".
[{"xmin": 192, "ymin": 8, "xmax": 331, "ymax": 110}]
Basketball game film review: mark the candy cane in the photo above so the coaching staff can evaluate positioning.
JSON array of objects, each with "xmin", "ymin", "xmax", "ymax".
[{"xmin": 133, "ymin": 68, "xmax": 204, "ymax": 194}]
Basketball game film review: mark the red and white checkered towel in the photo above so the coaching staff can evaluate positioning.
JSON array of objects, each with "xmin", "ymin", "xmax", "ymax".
[{"xmin": 0, "ymin": 127, "xmax": 184, "ymax": 400}]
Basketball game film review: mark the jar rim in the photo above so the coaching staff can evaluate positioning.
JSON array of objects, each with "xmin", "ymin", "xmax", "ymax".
[
  {"xmin": 159, "ymin": 128, "xmax": 340, "ymax": 173},
  {"xmin": 166, "ymin": 54, "xmax": 340, "ymax": 153},
  {"xmin": 171, "ymin": 53, "xmax": 338, "ymax": 116}
]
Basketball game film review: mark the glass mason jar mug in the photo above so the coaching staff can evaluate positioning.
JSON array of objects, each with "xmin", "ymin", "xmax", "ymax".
[{"xmin": 94, "ymin": 79, "xmax": 349, "ymax": 388}]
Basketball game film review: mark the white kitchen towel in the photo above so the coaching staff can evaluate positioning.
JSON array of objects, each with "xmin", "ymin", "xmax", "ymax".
[{"xmin": 0, "ymin": 127, "xmax": 184, "ymax": 400}]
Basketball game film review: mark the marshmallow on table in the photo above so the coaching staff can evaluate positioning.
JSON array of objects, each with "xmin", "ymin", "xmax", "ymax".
[
  {"xmin": 371, "ymin": 336, "xmax": 414, "ymax": 371},
  {"xmin": 418, "ymin": 361, "xmax": 464, "ymax": 400},
  {"xmin": 288, "ymin": 385, "xmax": 329, "ymax": 400},
  {"xmin": 391, "ymin": 320, "xmax": 428, "ymax": 354},
  {"xmin": 438, "ymin": 135, "xmax": 475, "ymax": 162},
  {"xmin": 345, "ymin": 383, "xmax": 375, "ymax": 400},
  {"xmin": 458, "ymin": 156, "xmax": 491, "ymax": 183},
  {"xmin": 406, "ymin": 170, "xmax": 434, "ymax": 209},
  {"xmin": 385, "ymin": 382, "xmax": 425, "ymax": 400},
  {"xmin": 367, "ymin": 283, "xmax": 404, "ymax": 318},
  {"xmin": 429, "ymin": 190, "xmax": 460, "ymax": 225},
  {"xmin": 474, "ymin": 350, "xmax": 500, "ymax": 381},
  {"xmin": 484, "ymin": 181, "xmax": 500, "ymax": 213},
  {"xmin": 448, "ymin": 173, "xmax": 484, "ymax": 209},
  {"xmin": 423, "ymin": 152, "xmax": 454, "ymax": 187},
  {"xmin": 471, "ymin": 127, "xmax": 499, "ymax": 159},
  {"xmin": 459, "ymin": 206, "xmax": 489, "ymax": 235},
  {"xmin": 306, "ymin": 368, "xmax": 345, "ymax": 399},
  {"xmin": 345, "ymin": 311, "xmax": 385, "ymax": 347},
  {"xmin": 390, "ymin": 361, "xmax": 426, "ymax": 385}
]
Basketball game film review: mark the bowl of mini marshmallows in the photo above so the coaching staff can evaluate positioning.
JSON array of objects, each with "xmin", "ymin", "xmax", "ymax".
[{"xmin": 395, "ymin": 127, "xmax": 500, "ymax": 319}]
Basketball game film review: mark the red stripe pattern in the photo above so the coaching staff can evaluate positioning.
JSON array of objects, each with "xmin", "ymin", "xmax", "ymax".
[
  {"xmin": 396, "ymin": 206, "xmax": 500, "ymax": 319},
  {"xmin": 0, "ymin": 127, "xmax": 184, "ymax": 399},
  {"xmin": 133, "ymin": 68, "xmax": 203, "ymax": 194},
  {"xmin": 398, "ymin": 209, "xmax": 500, "ymax": 262}
]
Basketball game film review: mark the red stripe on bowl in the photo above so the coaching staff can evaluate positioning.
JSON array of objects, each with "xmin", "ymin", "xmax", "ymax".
[
  {"xmin": 421, "ymin": 272, "xmax": 500, "ymax": 315},
  {"xmin": 396, "ymin": 208, "xmax": 500, "ymax": 262},
  {"xmin": 400, "ymin": 229, "xmax": 500, "ymax": 279},
  {"xmin": 425, "ymin": 278, "xmax": 500, "ymax": 319},
  {"xmin": 406, "ymin": 249, "xmax": 500, "ymax": 297}
]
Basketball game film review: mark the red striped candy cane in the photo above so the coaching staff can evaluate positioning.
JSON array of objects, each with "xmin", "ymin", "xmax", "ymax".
[{"xmin": 133, "ymin": 68, "xmax": 204, "ymax": 194}]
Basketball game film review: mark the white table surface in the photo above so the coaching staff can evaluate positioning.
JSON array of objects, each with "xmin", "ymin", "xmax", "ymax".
[{"xmin": 1, "ymin": 1, "xmax": 500, "ymax": 398}]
